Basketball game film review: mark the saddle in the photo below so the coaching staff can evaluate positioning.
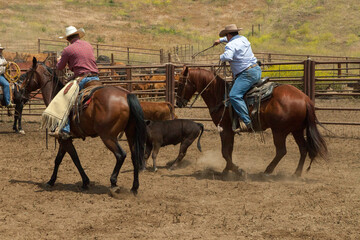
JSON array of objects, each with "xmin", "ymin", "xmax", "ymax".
[
  {"xmin": 71, "ymin": 81, "xmax": 104, "ymax": 140},
  {"xmin": 229, "ymin": 77, "xmax": 279, "ymax": 132}
]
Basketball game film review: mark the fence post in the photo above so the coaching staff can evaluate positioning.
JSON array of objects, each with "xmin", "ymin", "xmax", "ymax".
[
  {"xmin": 126, "ymin": 68, "xmax": 132, "ymax": 92},
  {"xmin": 96, "ymin": 44, "xmax": 99, "ymax": 58},
  {"xmin": 168, "ymin": 53, "xmax": 171, "ymax": 63},
  {"xmin": 165, "ymin": 63, "xmax": 175, "ymax": 105},
  {"xmin": 127, "ymin": 47, "xmax": 130, "ymax": 65},
  {"xmin": 303, "ymin": 59, "xmax": 316, "ymax": 101},
  {"xmin": 160, "ymin": 49, "xmax": 164, "ymax": 64},
  {"xmin": 309, "ymin": 60, "xmax": 316, "ymax": 101},
  {"xmin": 111, "ymin": 53, "xmax": 115, "ymax": 76},
  {"xmin": 303, "ymin": 59, "xmax": 309, "ymax": 97},
  {"xmin": 38, "ymin": 39, "xmax": 41, "ymax": 53},
  {"xmin": 337, "ymin": 63, "xmax": 342, "ymax": 77}
]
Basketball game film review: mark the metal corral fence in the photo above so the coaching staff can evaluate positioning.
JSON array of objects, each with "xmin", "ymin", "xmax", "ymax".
[
  {"xmin": 167, "ymin": 44, "xmax": 360, "ymax": 64},
  {"xmin": 1, "ymin": 57, "xmax": 360, "ymax": 136},
  {"xmin": 37, "ymin": 39, "xmax": 164, "ymax": 65}
]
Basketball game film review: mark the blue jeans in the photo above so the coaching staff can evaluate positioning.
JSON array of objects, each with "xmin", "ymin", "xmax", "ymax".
[
  {"xmin": 229, "ymin": 66, "xmax": 262, "ymax": 125},
  {"xmin": 62, "ymin": 76, "xmax": 100, "ymax": 133},
  {"xmin": 0, "ymin": 74, "xmax": 11, "ymax": 106}
]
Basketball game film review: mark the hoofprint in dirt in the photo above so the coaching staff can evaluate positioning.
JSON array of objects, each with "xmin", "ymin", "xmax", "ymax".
[{"xmin": 0, "ymin": 119, "xmax": 359, "ymax": 239}]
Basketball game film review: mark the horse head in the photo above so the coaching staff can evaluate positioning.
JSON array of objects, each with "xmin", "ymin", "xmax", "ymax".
[
  {"xmin": 176, "ymin": 66, "xmax": 197, "ymax": 108},
  {"xmin": 21, "ymin": 57, "xmax": 61, "ymax": 104}
]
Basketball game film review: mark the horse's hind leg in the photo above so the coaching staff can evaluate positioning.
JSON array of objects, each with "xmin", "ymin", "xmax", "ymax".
[
  {"xmin": 292, "ymin": 130, "xmax": 308, "ymax": 177},
  {"xmin": 124, "ymin": 129, "xmax": 140, "ymax": 194},
  {"xmin": 100, "ymin": 136, "xmax": 127, "ymax": 187},
  {"xmin": 264, "ymin": 131, "xmax": 287, "ymax": 174}
]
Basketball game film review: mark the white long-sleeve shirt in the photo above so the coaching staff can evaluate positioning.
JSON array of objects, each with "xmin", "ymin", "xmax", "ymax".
[
  {"xmin": 0, "ymin": 55, "xmax": 7, "ymax": 75},
  {"xmin": 219, "ymin": 35, "xmax": 257, "ymax": 76}
]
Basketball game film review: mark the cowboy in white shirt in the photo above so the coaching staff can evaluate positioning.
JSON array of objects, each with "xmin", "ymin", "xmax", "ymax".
[
  {"xmin": 0, "ymin": 44, "xmax": 14, "ymax": 108},
  {"xmin": 214, "ymin": 24, "xmax": 261, "ymax": 132}
]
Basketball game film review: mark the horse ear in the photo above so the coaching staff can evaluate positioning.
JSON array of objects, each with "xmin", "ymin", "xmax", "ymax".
[
  {"xmin": 32, "ymin": 57, "xmax": 37, "ymax": 68},
  {"xmin": 183, "ymin": 65, "xmax": 189, "ymax": 76}
]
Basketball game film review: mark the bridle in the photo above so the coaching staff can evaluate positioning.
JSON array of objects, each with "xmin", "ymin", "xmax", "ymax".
[
  {"xmin": 176, "ymin": 67, "xmax": 221, "ymax": 108},
  {"xmin": 176, "ymin": 73, "xmax": 196, "ymax": 107},
  {"xmin": 21, "ymin": 63, "xmax": 55, "ymax": 101}
]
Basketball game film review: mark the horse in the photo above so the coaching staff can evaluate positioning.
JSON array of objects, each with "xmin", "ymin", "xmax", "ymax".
[
  {"xmin": 176, "ymin": 66, "xmax": 328, "ymax": 177},
  {"xmin": 12, "ymin": 73, "xmax": 28, "ymax": 134},
  {"xmin": 0, "ymin": 73, "xmax": 27, "ymax": 134},
  {"xmin": 21, "ymin": 57, "xmax": 146, "ymax": 194}
]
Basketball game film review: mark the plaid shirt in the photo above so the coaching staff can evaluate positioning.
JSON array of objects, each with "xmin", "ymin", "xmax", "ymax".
[{"xmin": 56, "ymin": 39, "xmax": 98, "ymax": 78}]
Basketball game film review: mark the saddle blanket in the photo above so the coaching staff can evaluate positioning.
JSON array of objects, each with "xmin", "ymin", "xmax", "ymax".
[{"xmin": 41, "ymin": 79, "xmax": 79, "ymax": 130}]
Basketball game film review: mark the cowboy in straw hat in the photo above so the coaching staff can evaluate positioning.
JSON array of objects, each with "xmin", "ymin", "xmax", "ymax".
[
  {"xmin": 213, "ymin": 24, "xmax": 262, "ymax": 132},
  {"xmin": 48, "ymin": 26, "xmax": 100, "ymax": 139},
  {"xmin": 59, "ymin": 25, "xmax": 85, "ymax": 39},
  {"xmin": 0, "ymin": 44, "xmax": 15, "ymax": 108}
]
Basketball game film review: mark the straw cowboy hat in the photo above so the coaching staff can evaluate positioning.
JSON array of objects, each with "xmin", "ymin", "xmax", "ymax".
[
  {"xmin": 0, "ymin": 44, "xmax": 4, "ymax": 50},
  {"xmin": 219, "ymin": 24, "xmax": 243, "ymax": 37},
  {"xmin": 59, "ymin": 26, "xmax": 85, "ymax": 39}
]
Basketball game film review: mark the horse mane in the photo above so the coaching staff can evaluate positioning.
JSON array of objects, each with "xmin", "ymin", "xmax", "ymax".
[{"xmin": 37, "ymin": 61, "xmax": 64, "ymax": 89}]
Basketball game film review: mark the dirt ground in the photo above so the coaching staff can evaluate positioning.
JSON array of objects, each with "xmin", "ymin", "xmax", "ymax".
[{"xmin": 0, "ymin": 99, "xmax": 359, "ymax": 240}]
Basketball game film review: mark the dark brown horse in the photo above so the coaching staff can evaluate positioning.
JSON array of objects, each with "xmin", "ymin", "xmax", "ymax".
[
  {"xmin": 176, "ymin": 66, "xmax": 327, "ymax": 177},
  {"xmin": 21, "ymin": 57, "xmax": 146, "ymax": 194}
]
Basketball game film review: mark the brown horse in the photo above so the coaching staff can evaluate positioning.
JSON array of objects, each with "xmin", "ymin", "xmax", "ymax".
[
  {"xmin": 21, "ymin": 57, "xmax": 146, "ymax": 194},
  {"xmin": 176, "ymin": 66, "xmax": 327, "ymax": 177}
]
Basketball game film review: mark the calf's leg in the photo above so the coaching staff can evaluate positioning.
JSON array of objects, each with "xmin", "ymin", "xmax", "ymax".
[{"xmin": 167, "ymin": 138, "xmax": 195, "ymax": 169}]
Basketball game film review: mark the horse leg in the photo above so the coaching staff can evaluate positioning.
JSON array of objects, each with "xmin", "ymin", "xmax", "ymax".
[
  {"xmin": 292, "ymin": 130, "xmax": 308, "ymax": 177},
  {"xmin": 100, "ymin": 136, "xmax": 127, "ymax": 187},
  {"xmin": 17, "ymin": 103, "xmax": 25, "ymax": 134},
  {"xmin": 47, "ymin": 142, "xmax": 67, "ymax": 186},
  {"xmin": 220, "ymin": 129, "xmax": 243, "ymax": 174},
  {"xmin": 48, "ymin": 139, "xmax": 90, "ymax": 188},
  {"xmin": 124, "ymin": 129, "xmax": 140, "ymax": 195},
  {"xmin": 64, "ymin": 139, "xmax": 90, "ymax": 188},
  {"xmin": 12, "ymin": 113, "xmax": 18, "ymax": 133},
  {"xmin": 264, "ymin": 131, "xmax": 287, "ymax": 174}
]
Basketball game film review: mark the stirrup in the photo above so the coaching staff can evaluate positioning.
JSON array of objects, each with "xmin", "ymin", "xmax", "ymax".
[
  {"xmin": 233, "ymin": 121, "xmax": 251, "ymax": 133},
  {"xmin": 49, "ymin": 131, "xmax": 71, "ymax": 140}
]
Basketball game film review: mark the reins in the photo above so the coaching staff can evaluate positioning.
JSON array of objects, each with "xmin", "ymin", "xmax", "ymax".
[{"xmin": 188, "ymin": 63, "xmax": 226, "ymax": 108}]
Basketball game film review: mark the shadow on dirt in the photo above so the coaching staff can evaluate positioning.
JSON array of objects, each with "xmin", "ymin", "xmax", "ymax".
[
  {"xmin": 9, "ymin": 179, "xmax": 113, "ymax": 195},
  {"xmin": 163, "ymin": 168, "xmax": 317, "ymax": 183}
]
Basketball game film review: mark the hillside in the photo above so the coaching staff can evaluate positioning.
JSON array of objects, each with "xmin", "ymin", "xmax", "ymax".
[{"xmin": 0, "ymin": 0, "xmax": 360, "ymax": 57}]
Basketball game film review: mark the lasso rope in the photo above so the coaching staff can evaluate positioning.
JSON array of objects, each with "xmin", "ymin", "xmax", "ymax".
[{"xmin": 5, "ymin": 62, "xmax": 21, "ymax": 83}]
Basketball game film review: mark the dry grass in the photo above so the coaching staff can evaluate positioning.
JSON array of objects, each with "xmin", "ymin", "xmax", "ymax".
[{"xmin": 0, "ymin": 0, "xmax": 359, "ymax": 56}]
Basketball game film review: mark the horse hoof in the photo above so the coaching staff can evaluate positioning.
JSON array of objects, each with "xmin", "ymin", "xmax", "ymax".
[
  {"xmin": 19, "ymin": 129, "xmax": 25, "ymax": 135},
  {"xmin": 46, "ymin": 180, "xmax": 55, "ymax": 187},
  {"xmin": 153, "ymin": 167, "xmax": 158, "ymax": 172},
  {"xmin": 130, "ymin": 188, "xmax": 138, "ymax": 196},
  {"xmin": 236, "ymin": 169, "xmax": 248, "ymax": 180}
]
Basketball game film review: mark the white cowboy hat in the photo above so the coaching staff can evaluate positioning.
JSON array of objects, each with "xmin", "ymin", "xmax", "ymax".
[
  {"xmin": 0, "ymin": 44, "xmax": 4, "ymax": 50},
  {"xmin": 219, "ymin": 24, "xmax": 243, "ymax": 37},
  {"xmin": 59, "ymin": 26, "xmax": 85, "ymax": 39}
]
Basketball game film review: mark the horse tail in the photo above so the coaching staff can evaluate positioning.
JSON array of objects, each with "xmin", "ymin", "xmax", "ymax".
[
  {"xmin": 127, "ymin": 94, "xmax": 147, "ymax": 170},
  {"xmin": 196, "ymin": 123, "xmax": 204, "ymax": 152},
  {"xmin": 305, "ymin": 101, "xmax": 328, "ymax": 171},
  {"xmin": 166, "ymin": 102, "xmax": 177, "ymax": 119}
]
